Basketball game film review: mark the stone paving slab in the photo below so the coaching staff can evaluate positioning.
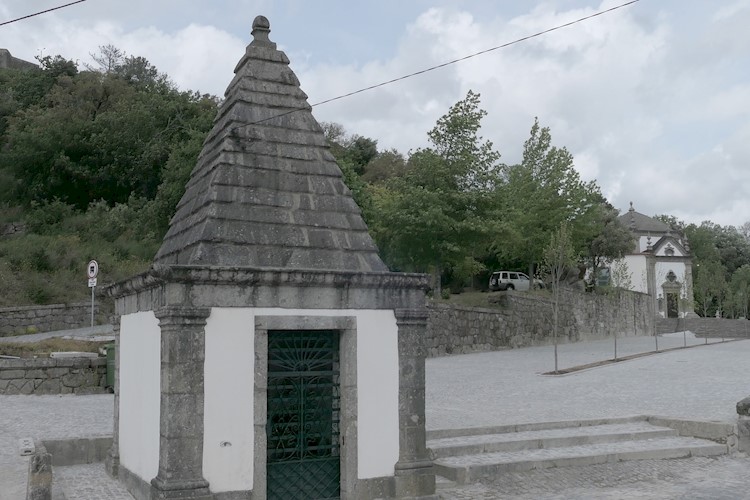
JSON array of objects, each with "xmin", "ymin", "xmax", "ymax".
[
  {"xmin": 0, "ymin": 433, "xmax": 29, "ymax": 500},
  {"xmin": 435, "ymin": 436, "xmax": 726, "ymax": 468},
  {"xmin": 437, "ymin": 455, "xmax": 750, "ymax": 499},
  {"xmin": 428, "ymin": 421, "xmax": 676, "ymax": 450},
  {"xmin": 54, "ymin": 463, "xmax": 133, "ymax": 499}
]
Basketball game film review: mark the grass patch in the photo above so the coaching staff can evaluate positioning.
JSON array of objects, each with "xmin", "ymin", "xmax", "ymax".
[{"xmin": 0, "ymin": 338, "xmax": 108, "ymax": 358}]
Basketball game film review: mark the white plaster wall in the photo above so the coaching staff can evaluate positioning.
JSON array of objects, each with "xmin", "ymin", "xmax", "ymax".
[
  {"xmin": 622, "ymin": 256, "xmax": 648, "ymax": 294},
  {"xmin": 656, "ymin": 262, "xmax": 687, "ymax": 289},
  {"xmin": 202, "ymin": 308, "xmax": 400, "ymax": 492},
  {"xmin": 203, "ymin": 308, "xmax": 256, "ymax": 493},
  {"xmin": 119, "ymin": 311, "xmax": 160, "ymax": 483},
  {"xmin": 351, "ymin": 310, "xmax": 400, "ymax": 479}
]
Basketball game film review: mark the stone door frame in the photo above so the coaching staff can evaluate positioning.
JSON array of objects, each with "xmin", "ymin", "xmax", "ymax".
[{"xmin": 254, "ymin": 315, "xmax": 358, "ymax": 500}]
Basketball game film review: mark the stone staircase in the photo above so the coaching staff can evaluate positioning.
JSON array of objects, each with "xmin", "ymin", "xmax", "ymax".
[{"xmin": 428, "ymin": 416, "xmax": 736, "ymax": 484}]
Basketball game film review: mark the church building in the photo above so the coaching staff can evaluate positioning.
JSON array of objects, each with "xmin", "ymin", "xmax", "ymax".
[{"xmin": 616, "ymin": 203, "xmax": 694, "ymax": 318}]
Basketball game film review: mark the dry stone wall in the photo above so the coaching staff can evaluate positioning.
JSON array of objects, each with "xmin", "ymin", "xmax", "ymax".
[
  {"xmin": 0, "ymin": 357, "xmax": 107, "ymax": 395},
  {"xmin": 426, "ymin": 288, "xmax": 654, "ymax": 357},
  {"xmin": 656, "ymin": 317, "xmax": 750, "ymax": 338},
  {"xmin": 0, "ymin": 303, "xmax": 97, "ymax": 337}
]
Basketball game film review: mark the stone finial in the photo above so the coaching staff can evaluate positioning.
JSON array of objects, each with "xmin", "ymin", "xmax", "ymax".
[
  {"xmin": 738, "ymin": 396, "xmax": 750, "ymax": 416},
  {"xmin": 629, "ymin": 201, "xmax": 634, "ymax": 212},
  {"xmin": 251, "ymin": 15, "xmax": 273, "ymax": 46}
]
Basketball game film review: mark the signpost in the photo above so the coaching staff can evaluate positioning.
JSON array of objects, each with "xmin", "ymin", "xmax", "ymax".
[{"xmin": 87, "ymin": 260, "xmax": 98, "ymax": 328}]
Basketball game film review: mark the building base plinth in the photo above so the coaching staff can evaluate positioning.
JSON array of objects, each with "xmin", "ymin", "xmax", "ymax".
[
  {"xmin": 394, "ymin": 460, "xmax": 437, "ymax": 499},
  {"xmin": 150, "ymin": 477, "xmax": 213, "ymax": 500}
]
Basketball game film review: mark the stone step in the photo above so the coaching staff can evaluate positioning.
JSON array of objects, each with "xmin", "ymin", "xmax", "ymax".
[
  {"xmin": 434, "ymin": 435, "xmax": 727, "ymax": 484},
  {"xmin": 428, "ymin": 421, "xmax": 678, "ymax": 458}
]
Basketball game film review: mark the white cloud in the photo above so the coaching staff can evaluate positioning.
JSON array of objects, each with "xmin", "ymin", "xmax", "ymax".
[{"xmin": 2, "ymin": 1, "xmax": 749, "ymax": 228}]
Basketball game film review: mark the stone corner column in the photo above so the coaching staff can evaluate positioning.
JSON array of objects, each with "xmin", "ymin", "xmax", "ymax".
[
  {"xmin": 105, "ymin": 314, "xmax": 120, "ymax": 478},
  {"xmin": 393, "ymin": 308, "xmax": 437, "ymax": 500},
  {"xmin": 150, "ymin": 306, "xmax": 213, "ymax": 500},
  {"xmin": 737, "ymin": 396, "xmax": 750, "ymax": 453}
]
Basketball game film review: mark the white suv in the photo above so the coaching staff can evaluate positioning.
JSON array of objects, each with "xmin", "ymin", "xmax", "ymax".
[{"xmin": 489, "ymin": 271, "xmax": 543, "ymax": 291}]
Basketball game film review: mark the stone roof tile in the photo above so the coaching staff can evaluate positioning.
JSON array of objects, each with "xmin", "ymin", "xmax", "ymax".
[
  {"xmin": 618, "ymin": 203, "xmax": 671, "ymax": 234},
  {"xmin": 153, "ymin": 16, "xmax": 387, "ymax": 272}
]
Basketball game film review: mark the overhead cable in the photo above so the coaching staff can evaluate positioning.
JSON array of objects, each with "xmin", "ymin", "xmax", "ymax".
[{"xmin": 0, "ymin": 0, "xmax": 88, "ymax": 27}]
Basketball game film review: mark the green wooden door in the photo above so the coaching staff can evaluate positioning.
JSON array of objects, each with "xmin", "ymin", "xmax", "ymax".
[{"xmin": 266, "ymin": 330, "xmax": 340, "ymax": 500}]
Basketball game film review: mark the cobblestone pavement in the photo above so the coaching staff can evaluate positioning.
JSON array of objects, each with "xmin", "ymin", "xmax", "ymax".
[
  {"xmin": 0, "ymin": 394, "xmax": 113, "ymax": 439},
  {"xmin": 437, "ymin": 455, "xmax": 750, "ymax": 499},
  {"xmin": 54, "ymin": 463, "xmax": 133, "ymax": 500},
  {"xmin": 0, "ymin": 394, "xmax": 113, "ymax": 499},
  {"xmin": 0, "ymin": 433, "xmax": 28, "ymax": 500},
  {"xmin": 427, "ymin": 335, "xmax": 750, "ymax": 430},
  {"xmin": 1, "ymin": 334, "xmax": 748, "ymax": 499}
]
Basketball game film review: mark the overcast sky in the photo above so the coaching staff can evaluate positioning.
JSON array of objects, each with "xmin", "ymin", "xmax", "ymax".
[{"xmin": 2, "ymin": 0, "xmax": 750, "ymax": 227}]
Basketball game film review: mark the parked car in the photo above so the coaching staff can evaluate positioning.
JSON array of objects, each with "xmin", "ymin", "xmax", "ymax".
[{"xmin": 489, "ymin": 271, "xmax": 544, "ymax": 291}]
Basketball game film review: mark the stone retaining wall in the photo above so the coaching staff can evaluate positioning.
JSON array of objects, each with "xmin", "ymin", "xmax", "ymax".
[
  {"xmin": 0, "ymin": 303, "xmax": 98, "ymax": 337},
  {"xmin": 426, "ymin": 288, "xmax": 654, "ymax": 357},
  {"xmin": 0, "ymin": 357, "xmax": 107, "ymax": 395},
  {"xmin": 656, "ymin": 317, "xmax": 750, "ymax": 338}
]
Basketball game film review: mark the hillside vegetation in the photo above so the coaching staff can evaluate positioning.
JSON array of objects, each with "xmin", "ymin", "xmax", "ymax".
[
  {"xmin": 0, "ymin": 48, "xmax": 216, "ymax": 306},
  {"xmin": 1, "ymin": 47, "xmax": 749, "ymax": 317}
]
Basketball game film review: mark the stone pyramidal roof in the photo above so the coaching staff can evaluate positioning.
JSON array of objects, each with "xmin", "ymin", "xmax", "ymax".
[{"xmin": 153, "ymin": 16, "xmax": 387, "ymax": 272}]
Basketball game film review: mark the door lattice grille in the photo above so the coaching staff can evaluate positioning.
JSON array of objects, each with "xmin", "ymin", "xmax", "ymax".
[{"xmin": 267, "ymin": 330, "xmax": 340, "ymax": 500}]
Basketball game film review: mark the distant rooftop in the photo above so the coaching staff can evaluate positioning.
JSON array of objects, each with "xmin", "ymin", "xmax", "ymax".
[{"xmin": 618, "ymin": 202, "xmax": 672, "ymax": 234}]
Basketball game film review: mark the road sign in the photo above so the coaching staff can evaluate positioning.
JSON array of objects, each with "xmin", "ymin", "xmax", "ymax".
[
  {"xmin": 88, "ymin": 278, "xmax": 97, "ymax": 288},
  {"xmin": 87, "ymin": 260, "xmax": 99, "ymax": 279}
]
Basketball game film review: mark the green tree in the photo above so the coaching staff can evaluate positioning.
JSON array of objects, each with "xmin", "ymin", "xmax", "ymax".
[
  {"xmin": 370, "ymin": 90, "xmax": 501, "ymax": 296},
  {"xmin": 542, "ymin": 221, "xmax": 577, "ymax": 373},
  {"xmin": 693, "ymin": 259, "xmax": 726, "ymax": 317},
  {"xmin": 729, "ymin": 265, "xmax": 750, "ymax": 319},
  {"xmin": 0, "ymin": 56, "xmax": 216, "ymax": 209},
  {"xmin": 361, "ymin": 149, "xmax": 407, "ymax": 184},
  {"xmin": 607, "ymin": 260, "xmax": 633, "ymax": 359},
  {"xmin": 498, "ymin": 119, "xmax": 602, "ymax": 275},
  {"xmin": 583, "ymin": 204, "xmax": 634, "ymax": 291}
]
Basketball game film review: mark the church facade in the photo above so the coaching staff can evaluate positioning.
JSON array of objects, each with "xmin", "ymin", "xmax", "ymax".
[{"xmin": 615, "ymin": 204, "xmax": 695, "ymax": 318}]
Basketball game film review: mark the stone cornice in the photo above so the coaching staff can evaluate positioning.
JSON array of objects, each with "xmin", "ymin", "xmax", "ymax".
[{"xmin": 105, "ymin": 264, "xmax": 430, "ymax": 299}]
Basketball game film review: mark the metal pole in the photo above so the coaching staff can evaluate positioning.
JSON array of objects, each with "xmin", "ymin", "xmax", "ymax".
[{"xmin": 91, "ymin": 286, "xmax": 95, "ymax": 328}]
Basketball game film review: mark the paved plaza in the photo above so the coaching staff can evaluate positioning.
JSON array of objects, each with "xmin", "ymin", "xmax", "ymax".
[
  {"xmin": 1, "ymin": 332, "xmax": 749, "ymax": 499},
  {"xmin": 427, "ymin": 333, "xmax": 750, "ymax": 430}
]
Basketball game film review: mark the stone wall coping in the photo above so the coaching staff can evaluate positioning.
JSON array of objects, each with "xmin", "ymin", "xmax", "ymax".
[
  {"xmin": 106, "ymin": 264, "xmax": 430, "ymax": 299},
  {"xmin": 0, "ymin": 357, "xmax": 106, "ymax": 369},
  {"xmin": 427, "ymin": 302, "xmax": 505, "ymax": 314},
  {"xmin": 0, "ymin": 302, "xmax": 90, "ymax": 314}
]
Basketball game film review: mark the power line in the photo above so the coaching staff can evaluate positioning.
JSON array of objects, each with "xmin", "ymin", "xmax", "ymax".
[
  {"xmin": 311, "ymin": 0, "xmax": 641, "ymax": 108},
  {"xmin": 230, "ymin": 0, "xmax": 640, "ymax": 134},
  {"xmin": 0, "ymin": 0, "xmax": 87, "ymax": 27}
]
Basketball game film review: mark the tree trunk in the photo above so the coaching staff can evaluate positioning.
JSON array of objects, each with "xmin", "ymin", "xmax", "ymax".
[{"xmin": 553, "ymin": 283, "xmax": 559, "ymax": 373}]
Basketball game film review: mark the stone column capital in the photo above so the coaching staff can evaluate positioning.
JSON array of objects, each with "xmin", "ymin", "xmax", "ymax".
[
  {"xmin": 394, "ymin": 308, "xmax": 429, "ymax": 326},
  {"xmin": 154, "ymin": 306, "xmax": 211, "ymax": 326}
]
